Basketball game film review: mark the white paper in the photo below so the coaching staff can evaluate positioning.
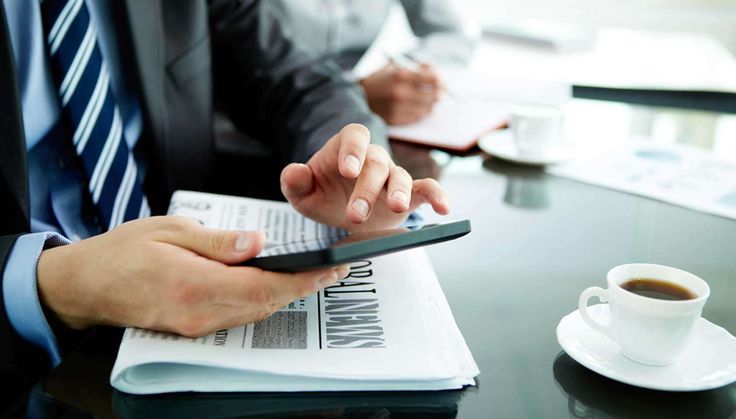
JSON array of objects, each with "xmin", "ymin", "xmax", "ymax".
[
  {"xmin": 388, "ymin": 95, "xmax": 509, "ymax": 151},
  {"xmin": 388, "ymin": 71, "xmax": 571, "ymax": 150},
  {"xmin": 110, "ymin": 191, "xmax": 479, "ymax": 394},
  {"xmin": 548, "ymin": 143, "xmax": 736, "ymax": 220}
]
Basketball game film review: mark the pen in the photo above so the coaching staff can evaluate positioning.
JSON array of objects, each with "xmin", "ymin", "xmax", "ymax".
[
  {"xmin": 386, "ymin": 53, "xmax": 422, "ymax": 73},
  {"xmin": 385, "ymin": 53, "xmax": 460, "ymax": 100}
]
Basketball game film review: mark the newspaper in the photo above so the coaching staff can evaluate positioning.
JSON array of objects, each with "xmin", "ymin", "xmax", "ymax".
[{"xmin": 110, "ymin": 191, "xmax": 479, "ymax": 394}]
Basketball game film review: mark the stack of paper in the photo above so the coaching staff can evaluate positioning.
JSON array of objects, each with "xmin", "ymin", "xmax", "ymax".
[{"xmin": 110, "ymin": 191, "xmax": 479, "ymax": 394}]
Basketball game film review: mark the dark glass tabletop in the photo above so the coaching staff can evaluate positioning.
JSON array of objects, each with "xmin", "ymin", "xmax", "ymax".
[{"xmin": 30, "ymin": 100, "xmax": 736, "ymax": 418}]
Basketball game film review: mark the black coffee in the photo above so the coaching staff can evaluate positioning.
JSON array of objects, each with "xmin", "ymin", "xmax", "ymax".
[{"xmin": 621, "ymin": 278, "xmax": 696, "ymax": 301}]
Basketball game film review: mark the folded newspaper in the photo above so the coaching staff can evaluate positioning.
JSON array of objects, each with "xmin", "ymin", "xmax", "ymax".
[{"xmin": 110, "ymin": 191, "xmax": 479, "ymax": 394}]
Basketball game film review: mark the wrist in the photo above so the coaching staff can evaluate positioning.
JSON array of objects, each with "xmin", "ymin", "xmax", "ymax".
[{"xmin": 37, "ymin": 244, "xmax": 93, "ymax": 330}]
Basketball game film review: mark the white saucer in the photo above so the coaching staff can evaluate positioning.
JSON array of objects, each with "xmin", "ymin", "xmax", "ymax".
[
  {"xmin": 478, "ymin": 130, "xmax": 572, "ymax": 166},
  {"xmin": 556, "ymin": 304, "xmax": 736, "ymax": 391}
]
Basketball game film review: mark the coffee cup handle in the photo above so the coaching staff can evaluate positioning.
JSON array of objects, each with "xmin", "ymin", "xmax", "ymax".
[{"xmin": 578, "ymin": 287, "xmax": 614, "ymax": 341}]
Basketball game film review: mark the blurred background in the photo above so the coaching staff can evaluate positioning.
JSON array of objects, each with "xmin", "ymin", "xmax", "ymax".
[
  {"xmin": 342, "ymin": 0, "xmax": 736, "ymax": 224},
  {"xmin": 458, "ymin": 0, "xmax": 736, "ymax": 53}
]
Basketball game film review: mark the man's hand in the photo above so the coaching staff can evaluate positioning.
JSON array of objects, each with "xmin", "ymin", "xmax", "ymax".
[
  {"xmin": 359, "ymin": 63, "xmax": 442, "ymax": 125},
  {"xmin": 280, "ymin": 124, "xmax": 449, "ymax": 233},
  {"xmin": 37, "ymin": 217, "xmax": 346, "ymax": 336}
]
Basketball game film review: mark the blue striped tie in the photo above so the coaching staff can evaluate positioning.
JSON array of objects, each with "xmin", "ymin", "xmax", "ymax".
[{"xmin": 40, "ymin": 0, "xmax": 150, "ymax": 230}]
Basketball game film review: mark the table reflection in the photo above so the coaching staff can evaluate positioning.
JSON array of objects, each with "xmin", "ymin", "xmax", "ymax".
[
  {"xmin": 552, "ymin": 352, "xmax": 736, "ymax": 419},
  {"xmin": 482, "ymin": 158, "xmax": 550, "ymax": 210},
  {"xmin": 390, "ymin": 140, "xmax": 445, "ymax": 181},
  {"xmin": 112, "ymin": 388, "xmax": 468, "ymax": 419}
]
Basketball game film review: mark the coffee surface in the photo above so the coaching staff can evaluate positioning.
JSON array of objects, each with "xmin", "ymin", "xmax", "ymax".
[{"xmin": 621, "ymin": 278, "xmax": 697, "ymax": 301}]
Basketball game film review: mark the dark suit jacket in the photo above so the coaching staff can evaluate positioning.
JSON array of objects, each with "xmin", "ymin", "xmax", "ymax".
[{"xmin": 0, "ymin": 0, "xmax": 384, "ymax": 411}]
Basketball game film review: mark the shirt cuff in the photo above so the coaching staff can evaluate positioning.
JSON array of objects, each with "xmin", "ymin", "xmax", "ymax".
[
  {"xmin": 2, "ymin": 232, "xmax": 71, "ymax": 366},
  {"xmin": 343, "ymin": 69, "xmax": 360, "ymax": 83}
]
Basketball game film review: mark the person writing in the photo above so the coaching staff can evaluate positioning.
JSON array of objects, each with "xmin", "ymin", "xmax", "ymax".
[
  {"xmin": 268, "ymin": 0, "xmax": 476, "ymax": 125},
  {"xmin": 0, "ymin": 0, "xmax": 449, "ymax": 411}
]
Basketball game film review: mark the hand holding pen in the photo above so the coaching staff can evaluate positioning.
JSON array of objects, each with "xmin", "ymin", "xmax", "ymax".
[{"xmin": 357, "ymin": 54, "xmax": 444, "ymax": 125}]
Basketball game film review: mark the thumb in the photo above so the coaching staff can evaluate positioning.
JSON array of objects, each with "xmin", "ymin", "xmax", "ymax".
[
  {"xmin": 280, "ymin": 163, "xmax": 315, "ymax": 203},
  {"xmin": 162, "ymin": 218, "xmax": 266, "ymax": 264}
]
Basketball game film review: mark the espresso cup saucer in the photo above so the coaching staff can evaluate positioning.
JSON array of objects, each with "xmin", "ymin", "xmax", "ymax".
[
  {"xmin": 478, "ymin": 130, "xmax": 572, "ymax": 166},
  {"xmin": 556, "ymin": 304, "xmax": 736, "ymax": 392}
]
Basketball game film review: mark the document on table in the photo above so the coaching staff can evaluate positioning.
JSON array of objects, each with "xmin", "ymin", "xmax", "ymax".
[
  {"xmin": 548, "ymin": 143, "xmax": 736, "ymax": 220},
  {"xmin": 388, "ymin": 94, "xmax": 509, "ymax": 151},
  {"xmin": 388, "ymin": 71, "xmax": 571, "ymax": 151},
  {"xmin": 110, "ymin": 191, "xmax": 479, "ymax": 394}
]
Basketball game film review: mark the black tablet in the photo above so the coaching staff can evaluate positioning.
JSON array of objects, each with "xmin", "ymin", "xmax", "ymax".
[{"xmin": 241, "ymin": 219, "xmax": 471, "ymax": 272}]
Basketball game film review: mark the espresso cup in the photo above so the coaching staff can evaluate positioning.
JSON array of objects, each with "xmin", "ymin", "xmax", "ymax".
[
  {"xmin": 578, "ymin": 263, "xmax": 710, "ymax": 366},
  {"xmin": 510, "ymin": 103, "xmax": 563, "ymax": 157}
]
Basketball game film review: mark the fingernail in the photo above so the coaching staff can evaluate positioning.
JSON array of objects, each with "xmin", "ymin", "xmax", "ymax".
[
  {"xmin": 318, "ymin": 272, "xmax": 339, "ymax": 290},
  {"xmin": 344, "ymin": 154, "xmax": 361, "ymax": 174},
  {"xmin": 335, "ymin": 264, "xmax": 350, "ymax": 279},
  {"xmin": 391, "ymin": 190, "xmax": 408, "ymax": 204},
  {"xmin": 352, "ymin": 198, "xmax": 369, "ymax": 218},
  {"xmin": 235, "ymin": 232, "xmax": 251, "ymax": 252}
]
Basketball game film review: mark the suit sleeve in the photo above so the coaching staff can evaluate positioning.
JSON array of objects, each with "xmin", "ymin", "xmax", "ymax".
[
  {"xmin": 0, "ymin": 1, "xmax": 55, "ymax": 409},
  {"xmin": 0, "ymin": 235, "xmax": 54, "ymax": 411},
  {"xmin": 207, "ymin": 0, "xmax": 388, "ymax": 163},
  {"xmin": 1, "ymin": 2, "xmax": 90, "ymax": 410}
]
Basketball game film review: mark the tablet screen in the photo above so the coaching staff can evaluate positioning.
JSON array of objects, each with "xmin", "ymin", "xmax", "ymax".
[{"xmin": 258, "ymin": 226, "xmax": 415, "ymax": 257}]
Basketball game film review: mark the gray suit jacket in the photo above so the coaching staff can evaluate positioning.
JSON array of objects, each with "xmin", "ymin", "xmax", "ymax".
[
  {"xmin": 124, "ymin": 0, "xmax": 385, "ymax": 212},
  {"xmin": 0, "ymin": 0, "xmax": 384, "ymax": 412}
]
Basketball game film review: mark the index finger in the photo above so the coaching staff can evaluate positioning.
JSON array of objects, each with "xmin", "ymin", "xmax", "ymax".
[{"xmin": 336, "ymin": 124, "xmax": 371, "ymax": 179}]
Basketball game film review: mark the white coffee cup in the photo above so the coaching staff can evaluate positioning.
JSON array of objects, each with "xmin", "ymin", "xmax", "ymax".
[
  {"xmin": 510, "ymin": 103, "xmax": 563, "ymax": 157},
  {"xmin": 578, "ymin": 263, "xmax": 710, "ymax": 366}
]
